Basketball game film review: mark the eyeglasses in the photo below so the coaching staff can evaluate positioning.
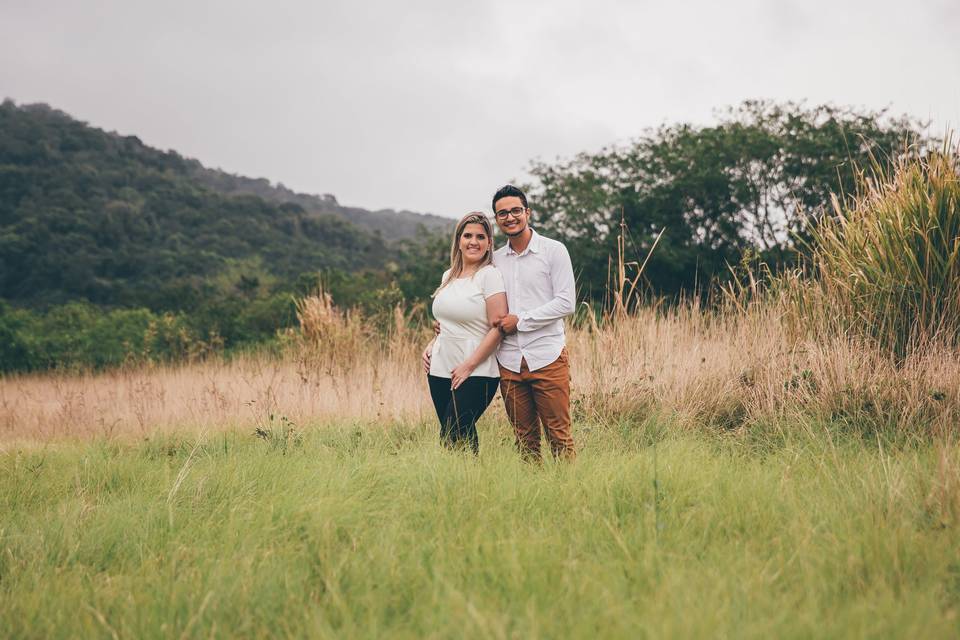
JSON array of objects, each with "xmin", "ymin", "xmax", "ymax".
[{"xmin": 495, "ymin": 207, "xmax": 526, "ymax": 220}]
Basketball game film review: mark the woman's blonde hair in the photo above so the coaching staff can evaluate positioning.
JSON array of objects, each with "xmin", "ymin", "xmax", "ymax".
[{"xmin": 435, "ymin": 212, "xmax": 495, "ymax": 294}]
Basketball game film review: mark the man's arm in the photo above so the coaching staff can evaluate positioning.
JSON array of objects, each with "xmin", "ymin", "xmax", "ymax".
[
  {"xmin": 515, "ymin": 243, "xmax": 576, "ymax": 332},
  {"xmin": 451, "ymin": 292, "xmax": 507, "ymax": 389}
]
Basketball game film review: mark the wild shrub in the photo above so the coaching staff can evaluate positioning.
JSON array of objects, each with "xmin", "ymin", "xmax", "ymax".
[{"xmin": 788, "ymin": 142, "xmax": 960, "ymax": 357}]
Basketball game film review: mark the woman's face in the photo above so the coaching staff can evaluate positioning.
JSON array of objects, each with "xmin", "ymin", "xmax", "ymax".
[{"xmin": 459, "ymin": 222, "xmax": 490, "ymax": 266}]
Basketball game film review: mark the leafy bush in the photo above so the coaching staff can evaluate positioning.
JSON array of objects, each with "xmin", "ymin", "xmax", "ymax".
[{"xmin": 0, "ymin": 302, "xmax": 216, "ymax": 372}]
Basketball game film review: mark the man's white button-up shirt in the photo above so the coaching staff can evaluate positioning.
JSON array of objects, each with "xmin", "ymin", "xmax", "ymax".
[{"xmin": 493, "ymin": 229, "xmax": 576, "ymax": 373}]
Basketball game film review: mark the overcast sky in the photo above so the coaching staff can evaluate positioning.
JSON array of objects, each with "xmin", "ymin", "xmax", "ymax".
[{"xmin": 2, "ymin": 0, "xmax": 958, "ymax": 218}]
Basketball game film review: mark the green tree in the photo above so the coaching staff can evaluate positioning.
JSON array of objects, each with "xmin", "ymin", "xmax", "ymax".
[
  {"xmin": 528, "ymin": 101, "xmax": 929, "ymax": 298},
  {"xmin": 0, "ymin": 301, "xmax": 33, "ymax": 371}
]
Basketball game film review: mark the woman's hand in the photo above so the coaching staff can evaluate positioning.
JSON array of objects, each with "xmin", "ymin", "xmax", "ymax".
[
  {"xmin": 422, "ymin": 342, "xmax": 434, "ymax": 374},
  {"xmin": 450, "ymin": 361, "xmax": 476, "ymax": 390}
]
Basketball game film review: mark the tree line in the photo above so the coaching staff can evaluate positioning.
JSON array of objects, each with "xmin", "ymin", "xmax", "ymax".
[{"xmin": 0, "ymin": 99, "xmax": 931, "ymax": 372}]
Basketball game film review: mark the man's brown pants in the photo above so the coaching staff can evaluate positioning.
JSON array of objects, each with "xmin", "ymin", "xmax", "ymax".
[{"xmin": 499, "ymin": 349, "xmax": 575, "ymax": 461}]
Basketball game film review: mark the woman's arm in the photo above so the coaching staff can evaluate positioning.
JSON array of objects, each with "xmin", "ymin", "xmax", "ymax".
[{"xmin": 450, "ymin": 292, "xmax": 507, "ymax": 389}]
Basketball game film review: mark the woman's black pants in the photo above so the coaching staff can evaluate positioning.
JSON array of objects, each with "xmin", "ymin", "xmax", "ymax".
[{"xmin": 427, "ymin": 375, "xmax": 499, "ymax": 453}]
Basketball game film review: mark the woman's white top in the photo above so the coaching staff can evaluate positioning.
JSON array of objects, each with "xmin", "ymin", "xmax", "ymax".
[{"xmin": 429, "ymin": 265, "xmax": 505, "ymax": 378}]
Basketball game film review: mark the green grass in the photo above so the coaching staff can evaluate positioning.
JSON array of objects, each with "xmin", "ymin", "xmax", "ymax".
[{"xmin": 2, "ymin": 420, "xmax": 959, "ymax": 639}]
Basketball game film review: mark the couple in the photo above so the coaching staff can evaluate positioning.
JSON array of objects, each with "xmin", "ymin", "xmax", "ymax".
[{"xmin": 421, "ymin": 185, "xmax": 576, "ymax": 461}]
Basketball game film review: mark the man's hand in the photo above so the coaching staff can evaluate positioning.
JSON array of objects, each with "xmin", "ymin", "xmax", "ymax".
[
  {"xmin": 422, "ymin": 344, "xmax": 433, "ymax": 374},
  {"xmin": 498, "ymin": 314, "xmax": 519, "ymax": 335},
  {"xmin": 433, "ymin": 320, "xmax": 441, "ymax": 336}
]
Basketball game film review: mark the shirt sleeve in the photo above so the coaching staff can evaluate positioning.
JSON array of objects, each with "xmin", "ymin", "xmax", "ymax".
[
  {"xmin": 432, "ymin": 269, "xmax": 451, "ymax": 297},
  {"xmin": 478, "ymin": 266, "xmax": 506, "ymax": 299},
  {"xmin": 516, "ymin": 243, "xmax": 576, "ymax": 331}
]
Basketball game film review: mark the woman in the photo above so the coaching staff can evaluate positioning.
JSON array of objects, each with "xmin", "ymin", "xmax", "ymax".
[{"xmin": 421, "ymin": 212, "xmax": 507, "ymax": 453}]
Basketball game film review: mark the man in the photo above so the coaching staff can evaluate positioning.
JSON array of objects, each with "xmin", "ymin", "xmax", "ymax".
[{"xmin": 490, "ymin": 184, "xmax": 577, "ymax": 461}]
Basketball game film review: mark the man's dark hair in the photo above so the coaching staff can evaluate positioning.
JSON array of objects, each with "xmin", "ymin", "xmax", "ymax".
[{"xmin": 491, "ymin": 185, "xmax": 528, "ymax": 212}]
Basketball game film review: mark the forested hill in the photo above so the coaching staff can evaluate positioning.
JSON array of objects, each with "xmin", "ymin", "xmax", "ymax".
[
  {"xmin": 0, "ymin": 100, "xmax": 448, "ymax": 310},
  {"xmin": 189, "ymin": 166, "xmax": 453, "ymax": 238}
]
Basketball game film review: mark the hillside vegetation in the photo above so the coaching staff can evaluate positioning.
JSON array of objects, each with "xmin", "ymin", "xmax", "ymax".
[
  {"xmin": 0, "ymin": 100, "xmax": 450, "ymax": 311},
  {"xmin": 0, "ymin": 101, "xmax": 450, "ymax": 369}
]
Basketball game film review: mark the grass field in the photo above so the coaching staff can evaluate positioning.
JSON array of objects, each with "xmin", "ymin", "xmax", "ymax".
[
  {"xmin": 2, "ymin": 416, "xmax": 959, "ymax": 639},
  {"xmin": 3, "ymin": 299, "xmax": 960, "ymax": 638},
  {"xmin": 4, "ymin": 124, "xmax": 957, "ymax": 639}
]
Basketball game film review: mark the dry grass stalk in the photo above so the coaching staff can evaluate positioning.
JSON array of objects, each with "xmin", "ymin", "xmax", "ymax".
[{"xmin": 2, "ymin": 301, "xmax": 958, "ymax": 443}]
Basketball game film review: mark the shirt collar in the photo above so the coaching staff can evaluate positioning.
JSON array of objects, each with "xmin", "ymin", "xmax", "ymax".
[{"xmin": 505, "ymin": 228, "xmax": 541, "ymax": 256}]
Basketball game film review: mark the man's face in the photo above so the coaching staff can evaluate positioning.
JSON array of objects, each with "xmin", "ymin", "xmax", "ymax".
[{"xmin": 493, "ymin": 196, "xmax": 530, "ymax": 238}]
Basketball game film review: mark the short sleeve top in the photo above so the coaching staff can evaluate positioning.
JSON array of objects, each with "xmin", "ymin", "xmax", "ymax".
[{"xmin": 429, "ymin": 264, "xmax": 505, "ymax": 378}]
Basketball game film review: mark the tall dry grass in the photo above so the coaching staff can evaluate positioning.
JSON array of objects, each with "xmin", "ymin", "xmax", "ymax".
[{"xmin": 3, "ymin": 297, "xmax": 958, "ymax": 444}]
